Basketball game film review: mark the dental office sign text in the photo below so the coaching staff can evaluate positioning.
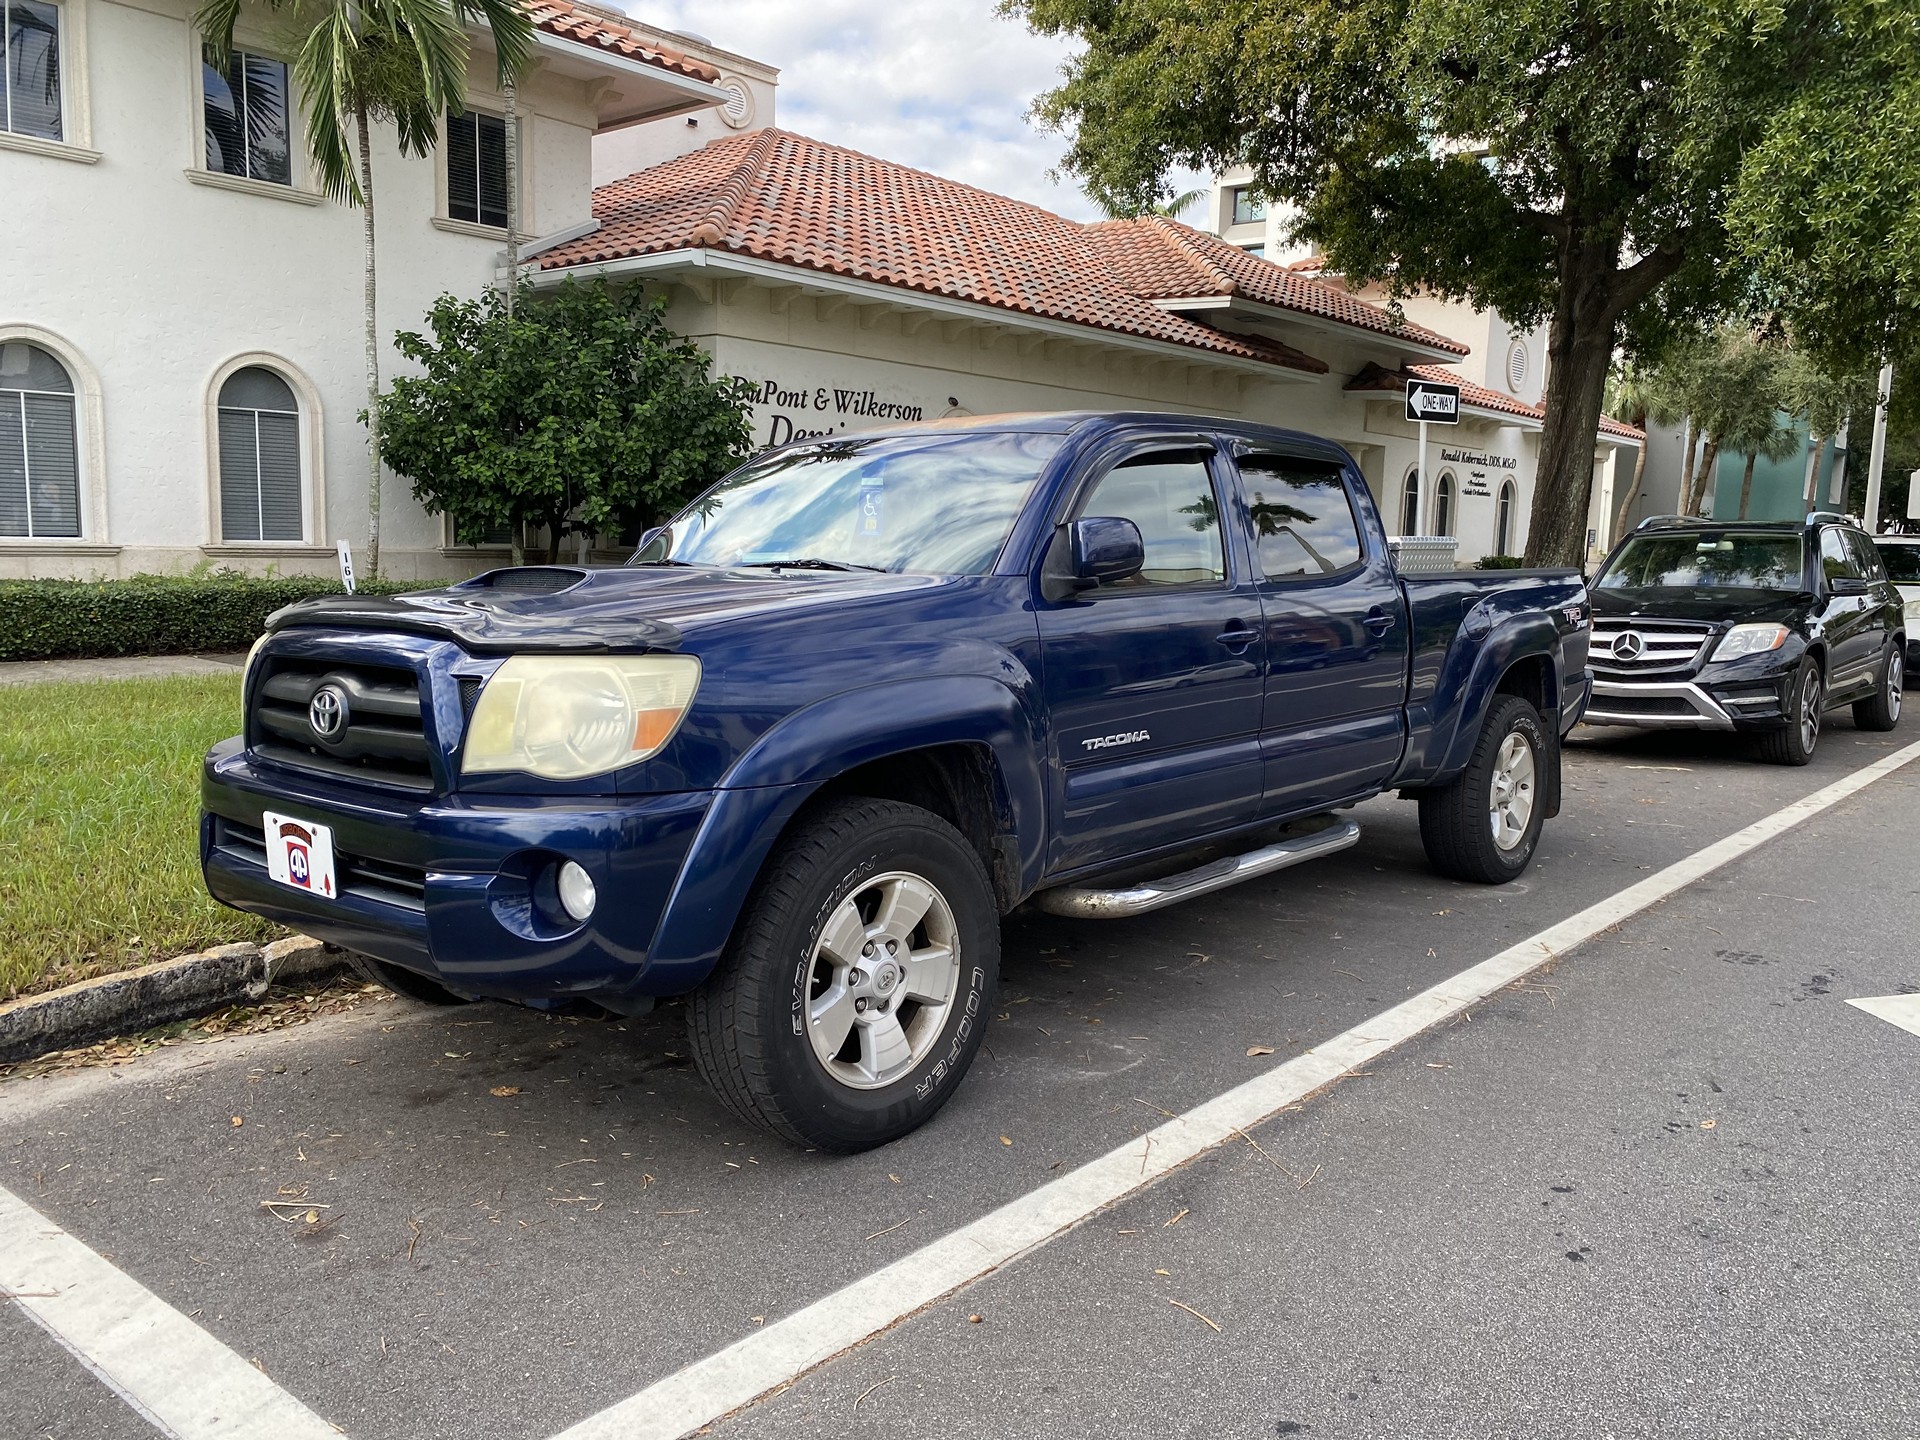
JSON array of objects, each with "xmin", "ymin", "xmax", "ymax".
[{"xmin": 751, "ymin": 377, "xmax": 936, "ymax": 447}]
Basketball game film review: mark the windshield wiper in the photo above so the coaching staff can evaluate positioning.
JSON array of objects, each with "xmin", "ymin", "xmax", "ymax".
[{"xmin": 736, "ymin": 558, "xmax": 886, "ymax": 573}]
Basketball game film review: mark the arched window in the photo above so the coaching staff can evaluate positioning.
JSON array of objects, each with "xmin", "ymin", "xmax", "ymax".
[
  {"xmin": 1400, "ymin": 468, "xmax": 1421, "ymax": 536},
  {"xmin": 0, "ymin": 341, "xmax": 81, "ymax": 538},
  {"xmin": 1495, "ymin": 479, "xmax": 1517, "ymax": 556},
  {"xmin": 1434, "ymin": 471, "xmax": 1456, "ymax": 538},
  {"xmin": 217, "ymin": 366, "xmax": 303, "ymax": 541}
]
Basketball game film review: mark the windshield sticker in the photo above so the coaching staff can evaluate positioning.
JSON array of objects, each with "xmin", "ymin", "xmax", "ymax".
[{"xmin": 859, "ymin": 485, "xmax": 885, "ymax": 538}]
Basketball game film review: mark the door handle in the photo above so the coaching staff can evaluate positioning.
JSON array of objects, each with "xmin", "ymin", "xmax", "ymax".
[
  {"xmin": 1364, "ymin": 607, "xmax": 1397, "ymax": 634},
  {"xmin": 1216, "ymin": 623, "xmax": 1259, "ymax": 651}
]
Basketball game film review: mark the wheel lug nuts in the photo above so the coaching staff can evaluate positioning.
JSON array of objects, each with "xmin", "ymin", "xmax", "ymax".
[
  {"xmin": 862, "ymin": 943, "xmax": 874, "ymax": 957},
  {"xmin": 848, "ymin": 968, "xmax": 865, "ymax": 986},
  {"xmin": 886, "ymin": 941, "xmax": 898, "ymax": 954}
]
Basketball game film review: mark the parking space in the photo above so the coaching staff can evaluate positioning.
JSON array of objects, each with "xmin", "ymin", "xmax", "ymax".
[{"xmin": 4, "ymin": 717, "xmax": 1916, "ymax": 1440}]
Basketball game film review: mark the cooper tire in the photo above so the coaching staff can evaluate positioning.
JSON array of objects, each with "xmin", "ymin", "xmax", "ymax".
[
  {"xmin": 1418, "ymin": 695, "xmax": 1550, "ymax": 884},
  {"xmin": 687, "ymin": 797, "xmax": 1000, "ymax": 1152},
  {"xmin": 343, "ymin": 952, "xmax": 474, "ymax": 1005},
  {"xmin": 1851, "ymin": 642, "xmax": 1903, "ymax": 732},
  {"xmin": 1758, "ymin": 657, "xmax": 1823, "ymax": 765}
]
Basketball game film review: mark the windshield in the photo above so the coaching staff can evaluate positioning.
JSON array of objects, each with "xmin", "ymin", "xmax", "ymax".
[
  {"xmin": 1595, "ymin": 532, "xmax": 1807, "ymax": 593},
  {"xmin": 649, "ymin": 431, "xmax": 1065, "ymax": 575},
  {"xmin": 1874, "ymin": 542, "xmax": 1920, "ymax": 584}
]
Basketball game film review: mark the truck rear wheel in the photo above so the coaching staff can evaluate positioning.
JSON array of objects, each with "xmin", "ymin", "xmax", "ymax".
[
  {"xmin": 1418, "ymin": 695, "xmax": 1549, "ymax": 884},
  {"xmin": 687, "ymin": 797, "xmax": 1000, "ymax": 1152}
]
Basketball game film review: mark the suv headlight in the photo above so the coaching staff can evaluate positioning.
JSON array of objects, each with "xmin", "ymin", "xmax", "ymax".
[
  {"xmin": 1711, "ymin": 623, "xmax": 1790, "ymax": 662},
  {"xmin": 462, "ymin": 655, "xmax": 701, "ymax": 780}
]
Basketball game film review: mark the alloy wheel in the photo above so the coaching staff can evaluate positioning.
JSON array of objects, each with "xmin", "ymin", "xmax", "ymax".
[
  {"xmin": 1488, "ymin": 731, "xmax": 1537, "ymax": 853},
  {"xmin": 1800, "ymin": 668, "xmax": 1824, "ymax": 755}
]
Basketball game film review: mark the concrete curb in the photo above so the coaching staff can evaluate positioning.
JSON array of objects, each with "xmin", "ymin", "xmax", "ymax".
[{"xmin": 0, "ymin": 935, "xmax": 346, "ymax": 1066}]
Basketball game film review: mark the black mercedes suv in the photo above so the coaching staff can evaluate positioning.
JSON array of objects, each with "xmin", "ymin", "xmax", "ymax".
[{"xmin": 1582, "ymin": 513, "xmax": 1906, "ymax": 764}]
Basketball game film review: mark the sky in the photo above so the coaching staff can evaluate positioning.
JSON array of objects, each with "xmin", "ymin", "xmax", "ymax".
[{"xmin": 610, "ymin": 0, "xmax": 1115, "ymax": 221}]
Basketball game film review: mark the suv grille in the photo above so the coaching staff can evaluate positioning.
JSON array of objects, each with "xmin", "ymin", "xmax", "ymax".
[
  {"xmin": 251, "ymin": 660, "xmax": 436, "ymax": 791},
  {"xmin": 1590, "ymin": 619, "xmax": 1716, "ymax": 677}
]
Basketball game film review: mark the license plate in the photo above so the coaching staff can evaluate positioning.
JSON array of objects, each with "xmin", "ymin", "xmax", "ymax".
[{"xmin": 262, "ymin": 811, "xmax": 339, "ymax": 900}]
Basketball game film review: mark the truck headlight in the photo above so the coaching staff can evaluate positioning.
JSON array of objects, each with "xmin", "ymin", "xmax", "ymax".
[
  {"xmin": 1711, "ymin": 624, "xmax": 1790, "ymax": 663},
  {"xmin": 462, "ymin": 655, "xmax": 701, "ymax": 780}
]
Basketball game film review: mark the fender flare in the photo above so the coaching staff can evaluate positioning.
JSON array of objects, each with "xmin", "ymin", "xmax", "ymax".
[
  {"xmin": 637, "ymin": 675, "xmax": 1047, "ymax": 994},
  {"xmin": 1424, "ymin": 613, "xmax": 1566, "ymax": 780}
]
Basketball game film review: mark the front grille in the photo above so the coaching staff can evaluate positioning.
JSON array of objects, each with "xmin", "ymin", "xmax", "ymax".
[
  {"xmin": 214, "ymin": 818, "xmax": 427, "ymax": 913},
  {"xmin": 1593, "ymin": 692, "xmax": 1700, "ymax": 717},
  {"xmin": 1590, "ymin": 619, "xmax": 1715, "ymax": 677},
  {"xmin": 251, "ymin": 659, "xmax": 436, "ymax": 792}
]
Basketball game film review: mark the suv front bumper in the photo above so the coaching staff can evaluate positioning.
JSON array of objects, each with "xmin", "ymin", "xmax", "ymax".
[{"xmin": 1582, "ymin": 675, "xmax": 1786, "ymax": 730}]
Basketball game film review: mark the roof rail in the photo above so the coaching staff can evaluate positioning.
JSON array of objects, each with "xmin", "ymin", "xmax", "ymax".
[
  {"xmin": 1805, "ymin": 510, "xmax": 1851, "ymax": 526},
  {"xmin": 1634, "ymin": 514, "xmax": 1690, "ymax": 530}
]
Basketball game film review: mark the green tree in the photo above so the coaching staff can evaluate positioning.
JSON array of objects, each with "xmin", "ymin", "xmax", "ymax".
[
  {"xmin": 1004, "ymin": 0, "xmax": 1828, "ymax": 564},
  {"xmin": 375, "ymin": 280, "xmax": 758, "ymax": 561},
  {"xmin": 196, "ymin": 0, "xmax": 532, "ymax": 577}
]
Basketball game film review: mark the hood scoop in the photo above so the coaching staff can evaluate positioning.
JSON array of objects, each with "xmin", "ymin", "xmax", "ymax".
[{"xmin": 457, "ymin": 566, "xmax": 589, "ymax": 595}]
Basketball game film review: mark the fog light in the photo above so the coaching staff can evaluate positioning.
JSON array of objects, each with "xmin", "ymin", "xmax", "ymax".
[{"xmin": 556, "ymin": 861, "xmax": 597, "ymax": 922}]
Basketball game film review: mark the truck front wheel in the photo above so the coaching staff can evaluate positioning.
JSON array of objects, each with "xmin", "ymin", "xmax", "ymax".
[
  {"xmin": 1418, "ymin": 695, "xmax": 1550, "ymax": 884},
  {"xmin": 687, "ymin": 797, "xmax": 1000, "ymax": 1152}
]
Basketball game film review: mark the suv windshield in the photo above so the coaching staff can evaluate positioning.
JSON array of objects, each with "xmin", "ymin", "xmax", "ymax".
[
  {"xmin": 1595, "ymin": 532, "xmax": 1807, "ymax": 593},
  {"xmin": 1874, "ymin": 541, "xmax": 1920, "ymax": 583},
  {"xmin": 644, "ymin": 431, "xmax": 1065, "ymax": 576}
]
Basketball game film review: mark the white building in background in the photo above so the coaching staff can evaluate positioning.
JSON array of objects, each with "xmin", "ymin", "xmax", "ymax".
[
  {"xmin": 1203, "ymin": 167, "xmax": 1642, "ymax": 563},
  {"xmin": 2, "ymin": 0, "xmax": 748, "ymax": 579}
]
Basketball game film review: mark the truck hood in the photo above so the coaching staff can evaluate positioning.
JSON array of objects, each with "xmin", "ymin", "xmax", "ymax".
[{"xmin": 267, "ymin": 565, "xmax": 955, "ymax": 654}]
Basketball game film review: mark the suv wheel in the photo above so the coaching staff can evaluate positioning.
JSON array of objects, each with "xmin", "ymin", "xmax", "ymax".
[
  {"xmin": 1851, "ymin": 642, "xmax": 1903, "ymax": 732},
  {"xmin": 688, "ymin": 797, "xmax": 999, "ymax": 1152},
  {"xmin": 343, "ymin": 953, "xmax": 474, "ymax": 1005},
  {"xmin": 1418, "ymin": 695, "xmax": 1550, "ymax": 884},
  {"xmin": 1758, "ymin": 658, "xmax": 1824, "ymax": 765}
]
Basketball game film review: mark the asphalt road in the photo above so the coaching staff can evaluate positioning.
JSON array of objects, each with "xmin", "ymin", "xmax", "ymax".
[{"xmin": 4, "ymin": 714, "xmax": 1916, "ymax": 1440}]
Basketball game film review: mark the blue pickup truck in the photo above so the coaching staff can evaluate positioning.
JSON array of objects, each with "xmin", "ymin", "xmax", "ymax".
[{"xmin": 202, "ymin": 413, "xmax": 1590, "ymax": 1149}]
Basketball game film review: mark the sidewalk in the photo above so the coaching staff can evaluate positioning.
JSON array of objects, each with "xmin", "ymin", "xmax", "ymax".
[{"xmin": 0, "ymin": 653, "xmax": 247, "ymax": 687}]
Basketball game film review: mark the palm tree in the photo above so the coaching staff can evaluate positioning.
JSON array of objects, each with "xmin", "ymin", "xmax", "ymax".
[
  {"xmin": 1088, "ymin": 186, "xmax": 1210, "ymax": 221},
  {"xmin": 196, "ymin": 0, "xmax": 532, "ymax": 577}
]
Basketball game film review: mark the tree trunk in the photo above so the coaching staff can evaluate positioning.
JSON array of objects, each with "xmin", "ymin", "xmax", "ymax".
[
  {"xmin": 504, "ymin": 73, "xmax": 518, "ymax": 317},
  {"xmin": 511, "ymin": 517, "xmax": 525, "ymax": 568},
  {"xmin": 1803, "ymin": 435, "xmax": 1829, "ymax": 514},
  {"xmin": 1738, "ymin": 452, "xmax": 1757, "ymax": 519},
  {"xmin": 358, "ymin": 101, "xmax": 382, "ymax": 580},
  {"xmin": 1611, "ymin": 408, "xmax": 1650, "ymax": 539},
  {"xmin": 1523, "ymin": 261, "xmax": 1617, "ymax": 567},
  {"xmin": 1676, "ymin": 421, "xmax": 1696, "ymax": 515},
  {"xmin": 1687, "ymin": 436, "xmax": 1721, "ymax": 515}
]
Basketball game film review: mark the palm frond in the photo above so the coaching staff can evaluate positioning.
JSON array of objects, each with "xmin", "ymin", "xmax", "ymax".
[
  {"xmin": 452, "ymin": 0, "xmax": 535, "ymax": 84},
  {"xmin": 191, "ymin": 0, "xmax": 246, "ymax": 62}
]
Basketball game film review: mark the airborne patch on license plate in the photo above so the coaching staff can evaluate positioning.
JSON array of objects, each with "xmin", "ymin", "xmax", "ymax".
[{"xmin": 262, "ymin": 811, "xmax": 338, "ymax": 900}]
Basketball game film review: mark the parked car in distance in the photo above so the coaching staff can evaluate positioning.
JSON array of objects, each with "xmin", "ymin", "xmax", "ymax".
[
  {"xmin": 203, "ymin": 412, "xmax": 1591, "ymax": 1151},
  {"xmin": 1870, "ymin": 534, "xmax": 1920, "ymax": 667},
  {"xmin": 1582, "ymin": 513, "xmax": 1906, "ymax": 763}
]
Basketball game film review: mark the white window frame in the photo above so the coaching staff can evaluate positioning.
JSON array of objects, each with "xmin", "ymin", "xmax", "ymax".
[
  {"xmin": 203, "ymin": 352, "xmax": 327, "ymax": 552},
  {"xmin": 433, "ymin": 91, "xmax": 534, "ymax": 240},
  {"xmin": 185, "ymin": 35, "xmax": 322, "ymax": 205},
  {"xmin": 0, "ymin": 0, "xmax": 97, "ymax": 162},
  {"xmin": 0, "ymin": 324, "xmax": 107, "ymax": 551}
]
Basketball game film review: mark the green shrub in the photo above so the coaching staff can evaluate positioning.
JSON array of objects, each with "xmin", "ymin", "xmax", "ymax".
[
  {"xmin": 1475, "ymin": 554, "xmax": 1526, "ymax": 569},
  {"xmin": 0, "ymin": 573, "xmax": 420, "ymax": 662}
]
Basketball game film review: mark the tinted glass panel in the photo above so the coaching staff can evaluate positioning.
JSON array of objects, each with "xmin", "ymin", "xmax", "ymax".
[
  {"xmin": 4, "ymin": 0, "xmax": 62, "ymax": 140},
  {"xmin": 661, "ymin": 431, "xmax": 1063, "ymax": 576},
  {"xmin": 0, "ymin": 341, "xmax": 71, "ymax": 391},
  {"xmin": 447, "ymin": 109, "xmax": 508, "ymax": 227},
  {"xmin": 1231, "ymin": 187, "xmax": 1266, "ymax": 225},
  {"xmin": 1596, "ymin": 533, "xmax": 1807, "ymax": 592},
  {"xmin": 1845, "ymin": 529, "xmax": 1885, "ymax": 581},
  {"xmin": 1080, "ymin": 452, "xmax": 1224, "ymax": 587},
  {"xmin": 204, "ymin": 51, "xmax": 290, "ymax": 184},
  {"xmin": 1819, "ymin": 527, "xmax": 1860, "ymax": 581},
  {"xmin": 1242, "ymin": 456, "xmax": 1363, "ymax": 578},
  {"xmin": 1874, "ymin": 542, "xmax": 1920, "ymax": 583}
]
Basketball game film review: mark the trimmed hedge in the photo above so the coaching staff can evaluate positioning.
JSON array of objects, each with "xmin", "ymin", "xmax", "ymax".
[
  {"xmin": 0, "ymin": 573, "xmax": 423, "ymax": 662},
  {"xmin": 1475, "ymin": 554, "xmax": 1526, "ymax": 570}
]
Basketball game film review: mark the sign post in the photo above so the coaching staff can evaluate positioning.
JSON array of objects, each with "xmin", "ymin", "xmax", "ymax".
[
  {"xmin": 1405, "ymin": 380, "xmax": 1462, "ymax": 530},
  {"xmin": 336, "ymin": 540, "xmax": 356, "ymax": 596}
]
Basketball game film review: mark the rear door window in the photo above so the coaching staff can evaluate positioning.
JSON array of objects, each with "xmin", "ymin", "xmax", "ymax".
[{"xmin": 1238, "ymin": 455, "xmax": 1364, "ymax": 579}]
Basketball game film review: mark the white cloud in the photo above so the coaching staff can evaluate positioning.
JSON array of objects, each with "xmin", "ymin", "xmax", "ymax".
[{"xmin": 613, "ymin": 0, "xmax": 1106, "ymax": 219}]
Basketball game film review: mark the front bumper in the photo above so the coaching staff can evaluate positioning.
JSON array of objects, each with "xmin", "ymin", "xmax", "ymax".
[
  {"xmin": 1581, "ymin": 674, "xmax": 1787, "ymax": 730},
  {"xmin": 200, "ymin": 739, "xmax": 714, "ymax": 1005}
]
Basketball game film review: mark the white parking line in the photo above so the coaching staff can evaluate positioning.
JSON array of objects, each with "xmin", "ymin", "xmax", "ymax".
[
  {"xmin": 551, "ymin": 736, "xmax": 1920, "ymax": 1440},
  {"xmin": 0, "ymin": 1186, "xmax": 341, "ymax": 1439}
]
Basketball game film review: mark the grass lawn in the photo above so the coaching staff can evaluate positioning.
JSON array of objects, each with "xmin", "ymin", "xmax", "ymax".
[{"xmin": 1, "ymin": 674, "xmax": 277, "ymax": 1000}]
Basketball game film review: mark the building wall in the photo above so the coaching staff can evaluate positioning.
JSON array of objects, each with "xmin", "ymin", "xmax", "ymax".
[
  {"xmin": 2, "ymin": 0, "xmax": 607, "ymax": 580},
  {"xmin": 591, "ymin": 33, "xmax": 777, "ymax": 185}
]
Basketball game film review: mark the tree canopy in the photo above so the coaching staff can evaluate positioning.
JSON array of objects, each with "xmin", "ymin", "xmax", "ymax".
[
  {"xmin": 376, "ymin": 280, "xmax": 758, "ymax": 559},
  {"xmin": 1004, "ymin": 0, "xmax": 1889, "ymax": 561}
]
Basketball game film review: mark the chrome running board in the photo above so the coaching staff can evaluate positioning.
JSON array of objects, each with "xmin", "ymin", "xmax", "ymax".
[{"xmin": 1032, "ymin": 818, "xmax": 1362, "ymax": 919}]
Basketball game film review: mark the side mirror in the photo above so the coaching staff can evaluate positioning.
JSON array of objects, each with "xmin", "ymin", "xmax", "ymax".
[
  {"xmin": 1068, "ymin": 516, "xmax": 1146, "ymax": 587},
  {"xmin": 1830, "ymin": 575, "xmax": 1871, "ymax": 596},
  {"xmin": 628, "ymin": 526, "xmax": 671, "ymax": 566}
]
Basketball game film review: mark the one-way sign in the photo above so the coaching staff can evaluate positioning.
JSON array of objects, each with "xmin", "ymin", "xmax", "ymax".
[{"xmin": 1405, "ymin": 379, "xmax": 1462, "ymax": 424}]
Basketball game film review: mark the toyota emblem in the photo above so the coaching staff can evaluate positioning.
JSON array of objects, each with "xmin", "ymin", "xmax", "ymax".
[
  {"xmin": 1611, "ymin": 631, "xmax": 1645, "ymax": 661},
  {"xmin": 308, "ymin": 684, "xmax": 349, "ymax": 741}
]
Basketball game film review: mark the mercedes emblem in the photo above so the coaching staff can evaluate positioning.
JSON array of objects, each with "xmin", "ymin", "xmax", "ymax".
[
  {"xmin": 1612, "ymin": 631, "xmax": 1645, "ymax": 662},
  {"xmin": 308, "ymin": 684, "xmax": 349, "ymax": 741}
]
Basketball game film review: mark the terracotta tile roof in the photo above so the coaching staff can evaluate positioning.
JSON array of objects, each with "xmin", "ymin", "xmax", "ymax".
[
  {"xmin": 523, "ymin": 0, "xmax": 720, "ymax": 83},
  {"xmin": 538, "ymin": 130, "xmax": 1496, "ymax": 374},
  {"xmin": 1086, "ymin": 218, "xmax": 1466, "ymax": 357},
  {"xmin": 1345, "ymin": 362, "xmax": 1646, "ymax": 442}
]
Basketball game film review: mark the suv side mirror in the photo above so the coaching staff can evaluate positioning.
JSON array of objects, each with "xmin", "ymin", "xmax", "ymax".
[
  {"xmin": 1830, "ymin": 575, "xmax": 1871, "ymax": 596},
  {"xmin": 628, "ymin": 526, "xmax": 671, "ymax": 566},
  {"xmin": 1068, "ymin": 516, "xmax": 1145, "ymax": 587}
]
